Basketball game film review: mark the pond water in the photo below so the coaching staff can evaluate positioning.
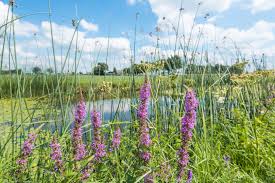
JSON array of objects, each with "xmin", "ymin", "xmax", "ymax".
[
  {"xmin": 87, "ymin": 98, "xmax": 132, "ymax": 122},
  {"xmin": 1, "ymin": 96, "xmax": 183, "ymax": 132},
  {"xmin": 85, "ymin": 96, "xmax": 182, "ymax": 122}
]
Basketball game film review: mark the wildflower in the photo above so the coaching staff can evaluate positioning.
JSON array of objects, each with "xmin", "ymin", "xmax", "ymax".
[
  {"xmin": 17, "ymin": 132, "xmax": 37, "ymax": 168},
  {"xmin": 178, "ymin": 89, "xmax": 198, "ymax": 182},
  {"xmin": 138, "ymin": 76, "xmax": 154, "ymax": 182},
  {"xmin": 186, "ymin": 170, "xmax": 193, "ymax": 183},
  {"xmin": 223, "ymin": 155, "xmax": 230, "ymax": 166},
  {"xmin": 112, "ymin": 127, "xmax": 121, "ymax": 149},
  {"xmin": 72, "ymin": 94, "xmax": 87, "ymax": 161},
  {"xmin": 91, "ymin": 111, "xmax": 106, "ymax": 161},
  {"xmin": 140, "ymin": 128, "xmax": 151, "ymax": 147},
  {"xmin": 140, "ymin": 151, "xmax": 151, "ymax": 163},
  {"xmin": 74, "ymin": 99, "xmax": 87, "ymax": 123},
  {"xmin": 138, "ymin": 77, "xmax": 152, "ymax": 162},
  {"xmin": 50, "ymin": 138, "xmax": 63, "ymax": 172},
  {"xmin": 178, "ymin": 148, "xmax": 189, "ymax": 168},
  {"xmin": 144, "ymin": 174, "xmax": 154, "ymax": 183},
  {"xmin": 75, "ymin": 144, "xmax": 86, "ymax": 161},
  {"xmin": 81, "ymin": 169, "xmax": 91, "ymax": 180},
  {"xmin": 79, "ymin": 110, "xmax": 106, "ymax": 180}
]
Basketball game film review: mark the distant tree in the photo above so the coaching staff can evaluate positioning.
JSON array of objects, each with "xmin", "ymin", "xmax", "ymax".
[
  {"xmin": 133, "ymin": 64, "xmax": 144, "ymax": 74},
  {"xmin": 164, "ymin": 55, "xmax": 182, "ymax": 74},
  {"xmin": 32, "ymin": 66, "xmax": 42, "ymax": 74},
  {"xmin": 230, "ymin": 61, "xmax": 248, "ymax": 75},
  {"xmin": 113, "ymin": 67, "xmax": 118, "ymax": 75},
  {"xmin": 123, "ymin": 67, "xmax": 131, "ymax": 75},
  {"xmin": 169, "ymin": 55, "xmax": 182, "ymax": 69},
  {"xmin": 1, "ymin": 69, "xmax": 23, "ymax": 75},
  {"xmin": 17, "ymin": 69, "xmax": 23, "ymax": 74},
  {"xmin": 46, "ymin": 68, "xmax": 54, "ymax": 74},
  {"xmin": 93, "ymin": 62, "xmax": 109, "ymax": 75}
]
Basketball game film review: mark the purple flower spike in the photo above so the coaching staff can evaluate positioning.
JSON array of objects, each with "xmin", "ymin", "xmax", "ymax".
[
  {"xmin": 72, "ymin": 95, "xmax": 87, "ymax": 161},
  {"xmin": 137, "ymin": 81, "xmax": 151, "ymax": 121},
  {"xmin": 178, "ymin": 90, "xmax": 198, "ymax": 182},
  {"xmin": 140, "ymin": 129, "xmax": 151, "ymax": 147},
  {"xmin": 144, "ymin": 174, "xmax": 154, "ymax": 183},
  {"xmin": 91, "ymin": 111, "xmax": 102, "ymax": 128},
  {"xmin": 140, "ymin": 151, "xmax": 151, "ymax": 162},
  {"xmin": 112, "ymin": 127, "xmax": 122, "ymax": 149},
  {"xmin": 50, "ymin": 138, "xmax": 63, "ymax": 171},
  {"xmin": 17, "ymin": 132, "xmax": 37, "ymax": 168},
  {"xmin": 75, "ymin": 100, "xmax": 87, "ymax": 124},
  {"xmin": 186, "ymin": 170, "xmax": 193, "ymax": 183},
  {"xmin": 91, "ymin": 110, "xmax": 106, "ymax": 161},
  {"xmin": 137, "ymin": 77, "xmax": 153, "ymax": 181},
  {"xmin": 17, "ymin": 159, "xmax": 27, "ymax": 166},
  {"xmin": 178, "ymin": 148, "xmax": 189, "ymax": 167},
  {"xmin": 93, "ymin": 143, "xmax": 106, "ymax": 161},
  {"xmin": 81, "ymin": 169, "xmax": 91, "ymax": 180},
  {"xmin": 74, "ymin": 143, "xmax": 86, "ymax": 161}
]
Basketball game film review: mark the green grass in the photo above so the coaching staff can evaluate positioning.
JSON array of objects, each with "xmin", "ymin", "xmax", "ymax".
[{"xmin": 0, "ymin": 72, "xmax": 274, "ymax": 182}]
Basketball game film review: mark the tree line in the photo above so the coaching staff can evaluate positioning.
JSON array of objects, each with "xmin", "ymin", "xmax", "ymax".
[{"xmin": 0, "ymin": 55, "xmax": 248, "ymax": 75}]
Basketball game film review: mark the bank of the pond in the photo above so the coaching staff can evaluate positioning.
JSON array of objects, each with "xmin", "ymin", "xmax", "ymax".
[{"xmin": 0, "ymin": 74, "xmax": 231, "ymax": 99}]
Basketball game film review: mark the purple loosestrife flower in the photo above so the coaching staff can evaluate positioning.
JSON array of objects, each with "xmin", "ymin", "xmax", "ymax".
[
  {"xmin": 138, "ymin": 77, "xmax": 154, "ymax": 182},
  {"xmin": 72, "ymin": 95, "xmax": 87, "ymax": 161},
  {"xmin": 112, "ymin": 127, "xmax": 121, "ymax": 149},
  {"xmin": 140, "ymin": 151, "xmax": 151, "ymax": 163},
  {"xmin": 223, "ymin": 155, "xmax": 230, "ymax": 166},
  {"xmin": 50, "ymin": 138, "xmax": 63, "ymax": 172},
  {"xmin": 91, "ymin": 110, "xmax": 106, "ymax": 161},
  {"xmin": 137, "ymin": 81, "xmax": 151, "ymax": 121},
  {"xmin": 93, "ymin": 143, "xmax": 106, "ymax": 160},
  {"xmin": 138, "ymin": 77, "xmax": 152, "ymax": 154},
  {"xmin": 178, "ymin": 90, "xmax": 198, "ymax": 182},
  {"xmin": 75, "ymin": 100, "xmax": 87, "ymax": 124},
  {"xmin": 186, "ymin": 170, "xmax": 193, "ymax": 183},
  {"xmin": 144, "ymin": 174, "xmax": 154, "ymax": 183},
  {"xmin": 17, "ymin": 132, "xmax": 37, "ymax": 168},
  {"xmin": 91, "ymin": 111, "xmax": 102, "ymax": 128},
  {"xmin": 75, "ymin": 144, "xmax": 86, "ymax": 161},
  {"xmin": 140, "ymin": 127, "xmax": 151, "ymax": 147},
  {"xmin": 81, "ymin": 168, "xmax": 91, "ymax": 180}
]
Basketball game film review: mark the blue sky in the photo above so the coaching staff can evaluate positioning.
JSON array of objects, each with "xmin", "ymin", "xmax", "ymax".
[
  {"xmin": 0, "ymin": 0, "xmax": 275, "ymax": 71},
  {"xmin": 3, "ymin": 0, "xmax": 158, "ymax": 37}
]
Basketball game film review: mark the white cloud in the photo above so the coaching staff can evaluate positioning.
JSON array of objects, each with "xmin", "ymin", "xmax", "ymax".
[
  {"xmin": 250, "ymin": 0, "xmax": 275, "ymax": 13},
  {"xmin": 148, "ymin": 0, "xmax": 234, "ymax": 22},
  {"xmin": 138, "ymin": 46, "xmax": 174, "ymax": 59},
  {"xmin": 41, "ymin": 21, "xmax": 86, "ymax": 45},
  {"xmin": 127, "ymin": 0, "xmax": 136, "ymax": 5},
  {"xmin": 14, "ymin": 21, "xmax": 39, "ymax": 36},
  {"xmin": 146, "ymin": 0, "xmax": 236, "ymax": 39},
  {"xmin": 0, "ymin": 0, "xmax": 131, "ymax": 71},
  {"xmin": 80, "ymin": 19, "xmax": 98, "ymax": 32},
  {"xmin": 0, "ymin": 1, "xmax": 39, "ymax": 37},
  {"xmin": 202, "ymin": 20, "xmax": 275, "ymax": 56},
  {"xmin": 41, "ymin": 21, "xmax": 130, "ymax": 55},
  {"xmin": 127, "ymin": 0, "xmax": 144, "ymax": 5},
  {"xmin": 0, "ymin": 1, "xmax": 9, "ymax": 24},
  {"xmin": 207, "ymin": 15, "xmax": 222, "ymax": 23},
  {"xmin": 145, "ymin": 0, "xmax": 275, "ymax": 64}
]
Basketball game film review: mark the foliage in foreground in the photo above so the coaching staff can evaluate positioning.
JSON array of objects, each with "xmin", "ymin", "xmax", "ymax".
[{"xmin": 0, "ymin": 75, "xmax": 274, "ymax": 183}]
